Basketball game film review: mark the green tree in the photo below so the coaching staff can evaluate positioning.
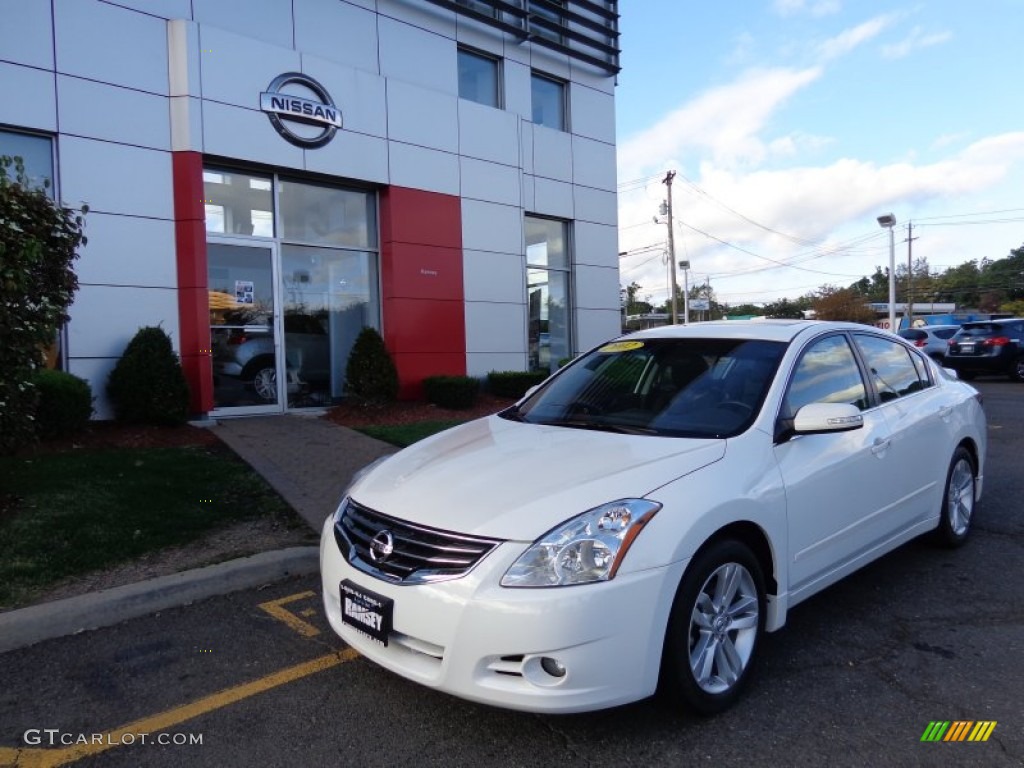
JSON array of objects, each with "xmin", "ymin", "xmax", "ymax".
[
  {"xmin": 811, "ymin": 285, "xmax": 876, "ymax": 324},
  {"xmin": 0, "ymin": 156, "xmax": 87, "ymax": 453}
]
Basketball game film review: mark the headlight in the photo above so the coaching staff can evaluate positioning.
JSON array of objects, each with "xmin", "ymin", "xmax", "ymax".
[{"xmin": 500, "ymin": 499, "xmax": 660, "ymax": 587}]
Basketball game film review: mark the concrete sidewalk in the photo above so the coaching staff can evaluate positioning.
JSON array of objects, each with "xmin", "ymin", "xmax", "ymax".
[
  {"xmin": 213, "ymin": 412, "xmax": 396, "ymax": 531},
  {"xmin": 0, "ymin": 414, "xmax": 396, "ymax": 654}
]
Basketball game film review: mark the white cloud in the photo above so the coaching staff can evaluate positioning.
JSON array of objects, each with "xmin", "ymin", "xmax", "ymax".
[
  {"xmin": 617, "ymin": 133, "xmax": 1024, "ymax": 304},
  {"xmin": 816, "ymin": 15, "xmax": 894, "ymax": 61},
  {"xmin": 618, "ymin": 66, "xmax": 822, "ymax": 177},
  {"xmin": 881, "ymin": 26, "xmax": 953, "ymax": 59},
  {"xmin": 774, "ymin": 0, "xmax": 841, "ymax": 18}
]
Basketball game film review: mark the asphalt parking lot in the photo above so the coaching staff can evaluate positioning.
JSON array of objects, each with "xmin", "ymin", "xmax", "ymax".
[{"xmin": 0, "ymin": 380, "xmax": 1020, "ymax": 768}]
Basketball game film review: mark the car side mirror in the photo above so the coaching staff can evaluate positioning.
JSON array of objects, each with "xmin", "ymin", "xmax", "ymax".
[{"xmin": 793, "ymin": 403, "xmax": 863, "ymax": 434}]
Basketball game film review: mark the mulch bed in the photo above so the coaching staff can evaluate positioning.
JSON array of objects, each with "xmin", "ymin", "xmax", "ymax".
[
  {"xmin": 15, "ymin": 394, "xmax": 517, "ymax": 455},
  {"xmin": 19, "ymin": 422, "xmax": 222, "ymax": 454},
  {"xmin": 324, "ymin": 393, "xmax": 516, "ymax": 428}
]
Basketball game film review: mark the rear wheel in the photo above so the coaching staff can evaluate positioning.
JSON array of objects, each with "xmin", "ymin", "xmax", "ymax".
[
  {"xmin": 660, "ymin": 539, "xmax": 765, "ymax": 715},
  {"xmin": 1010, "ymin": 355, "xmax": 1024, "ymax": 382},
  {"xmin": 933, "ymin": 446, "xmax": 976, "ymax": 548}
]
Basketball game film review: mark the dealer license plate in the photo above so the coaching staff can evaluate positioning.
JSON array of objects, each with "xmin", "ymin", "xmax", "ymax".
[{"xmin": 340, "ymin": 579, "xmax": 393, "ymax": 646}]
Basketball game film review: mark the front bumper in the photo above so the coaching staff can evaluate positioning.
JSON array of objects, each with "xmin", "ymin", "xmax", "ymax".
[{"xmin": 319, "ymin": 516, "xmax": 684, "ymax": 713}]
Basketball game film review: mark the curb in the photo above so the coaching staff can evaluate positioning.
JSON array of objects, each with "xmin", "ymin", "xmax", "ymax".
[{"xmin": 0, "ymin": 547, "xmax": 320, "ymax": 655}]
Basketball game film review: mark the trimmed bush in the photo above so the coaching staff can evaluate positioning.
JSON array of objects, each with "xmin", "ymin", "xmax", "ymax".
[
  {"xmin": 345, "ymin": 327, "xmax": 399, "ymax": 405},
  {"xmin": 423, "ymin": 375, "xmax": 479, "ymax": 410},
  {"xmin": 32, "ymin": 369, "xmax": 93, "ymax": 440},
  {"xmin": 486, "ymin": 370, "xmax": 549, "ymax": 399},
  {"xmin": 107, "ymin": 326, "xmax": 190, "ymax": 425},
  {"xmin": 0, "ymin": 155, "xmax": 87, "ymax": 454}
]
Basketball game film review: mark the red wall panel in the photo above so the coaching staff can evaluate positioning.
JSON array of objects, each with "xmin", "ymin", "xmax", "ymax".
[
  {"xmin": 172, "ymin": 151, "xmax": 213, "ymax": 414},
  {"xmin": 381, "ymin": 242, "xmax": 464, "ymax": 301},
  {"xmin": 379, "ymin": 186, "xmax": 466, "ymax": 399}
]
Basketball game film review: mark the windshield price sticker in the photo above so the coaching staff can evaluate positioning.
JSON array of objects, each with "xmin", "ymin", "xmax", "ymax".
[
  {"xmin": 598, "ymin": 341, "xmax": 645, "ymax": 354},
  {"xmin": 340, "ymin": 580, "xmax": 392, "ymax": 646}
]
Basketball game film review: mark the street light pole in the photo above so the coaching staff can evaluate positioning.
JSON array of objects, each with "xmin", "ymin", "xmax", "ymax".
[{"xmin": 877, "ymin": 213, "xmax": 897, "ymax": 332}]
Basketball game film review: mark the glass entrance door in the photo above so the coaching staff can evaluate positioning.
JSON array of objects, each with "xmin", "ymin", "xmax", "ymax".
[{"xmin": 208, "ymin": 242, "xmax": 284, "ymax": 412}]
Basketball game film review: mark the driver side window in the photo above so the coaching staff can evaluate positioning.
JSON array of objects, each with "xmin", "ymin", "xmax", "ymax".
[{"xmin": 782, "ymin": 335, "xmax": 868, "ymax": 420}]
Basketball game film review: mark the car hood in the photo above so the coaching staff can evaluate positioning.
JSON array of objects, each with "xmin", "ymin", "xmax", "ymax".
[{"xmin": 349, "ymin": 415, "xmax": 725, "ymax": 540}]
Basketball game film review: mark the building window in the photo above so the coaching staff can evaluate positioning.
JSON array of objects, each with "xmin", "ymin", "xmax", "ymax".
[
  {"xmin": 531, "ymin": 72, "xmax": 566, "ymax": 130},
  {"xmin": 458, "ymin": 47, "xmax": 501, "ymax": 108},
  {"xmin": 526, "ymin": 216, "xmax": 572, "ymax": 373},
  {"xmin": 529, "ymin": 0, "xmax": 566, "ymax": 45},
  {"xmin": 203, "ymin": 169, "xmax": 274, "ymax": 237},
  {"xmin": 0, "ymin": 128, "xmax": 54, "ymax": 195},
  {"xmin": 205, "ymin": 167, "xmax": 379, "ymax": 410}
]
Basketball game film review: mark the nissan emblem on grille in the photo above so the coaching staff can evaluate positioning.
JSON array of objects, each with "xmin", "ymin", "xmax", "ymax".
[{"xmin": 369, "ymin": 530, "xmax": 395, "ymax": 563}]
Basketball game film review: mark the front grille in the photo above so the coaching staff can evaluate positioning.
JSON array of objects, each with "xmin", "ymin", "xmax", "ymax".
[{"xmin": 335, "ymin": 499, "xmax": 503, "ymax": 585}]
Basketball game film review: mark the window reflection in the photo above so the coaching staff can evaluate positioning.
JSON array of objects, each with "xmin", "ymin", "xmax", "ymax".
[
  {"xmin": 279, "ymin": 180, "xmax": 376, "ymax": 248},
  {"xmin": 203, "ymin": 169, "xmax": 274, "ymax": 237}
]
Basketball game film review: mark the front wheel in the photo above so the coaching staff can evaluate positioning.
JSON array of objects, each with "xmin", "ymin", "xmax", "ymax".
[
  {"xmin": 933, "ymin": 446, "xmax": 976, "ymax": 548},
  {"xmin": 252, "ymin": 366, "xmax": 278, "ymax": 401},
  {"xmin": 660, "ymin": 539, "xmax": 765, "ymax": 715}
]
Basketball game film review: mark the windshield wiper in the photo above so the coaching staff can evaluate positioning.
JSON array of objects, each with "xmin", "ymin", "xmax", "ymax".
[
  {"xmin": 498, "ymin": 405, "xmax": 527, "ymax": 422},
  {"xmin": 540, "ymin": 420, "xmax": 657, "ymax": 435}
]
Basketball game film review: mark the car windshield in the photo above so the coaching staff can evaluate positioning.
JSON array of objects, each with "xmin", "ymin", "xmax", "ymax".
[{"xmin": 502, "ymin": 337, "xmax": 787, "ymax": 438}]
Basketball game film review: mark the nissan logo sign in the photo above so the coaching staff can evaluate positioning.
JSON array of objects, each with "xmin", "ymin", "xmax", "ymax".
[
  {"xmin": 369, "ymin": 530, "xmax": 395, "ymax": 563},
  {"xmin": 259, "ymin": 72, "xmax": 342, "ymax": 148}
]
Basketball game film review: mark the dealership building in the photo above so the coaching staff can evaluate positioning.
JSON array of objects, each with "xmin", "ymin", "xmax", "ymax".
[{"xmin": 2, "ymin": 0, "xmax": 621, "ymax": 417}]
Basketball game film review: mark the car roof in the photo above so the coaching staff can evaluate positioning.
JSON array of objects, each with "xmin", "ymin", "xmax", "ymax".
[
  {"xmin": 622, "ymin": 319, "xmax": 878, "ymax": 344},
  {"xmin": 963, "ymin": 317, "xmax": 1021, "ymax": 327}
]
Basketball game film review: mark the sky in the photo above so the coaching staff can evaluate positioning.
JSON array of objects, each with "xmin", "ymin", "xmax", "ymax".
[{"xmin": 614, "ymin": 1, "xmax": 1024, "ymax": 309}]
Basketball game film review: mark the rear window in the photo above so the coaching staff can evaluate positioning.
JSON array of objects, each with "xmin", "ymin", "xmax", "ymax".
[
  {"xmin": 933, "ymin": 328, "xmax": 958, "ymax": 339},
  {"xmin": 958, "ymin": 324, "xmax": 1001, "ymax": 338},
  {"xmin": 898, "ymin": 329, "xmax": 925, "ymax": 341}
]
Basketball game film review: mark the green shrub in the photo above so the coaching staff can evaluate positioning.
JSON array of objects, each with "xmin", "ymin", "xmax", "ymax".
[
  {"xmin": 107, "ymin": 326, "xmax": 190, "ymax": 425},
  {"xmin": 32, "ymin": 369, "xmax": 93, "ymax": 440},
  {"xmin": 0, "ymin": 155, "xmax": 87, "ymax": 454},
  {"xmin": 486, "ymin": 370, "xmax": 549, "ymax": 399},
  {"xmin": 423, "ymin": 375, "xmax": 479, "ymax": 410},
  {"xmin": 345, "ymin": 327, "xmax": 399, "ymax": 405}
]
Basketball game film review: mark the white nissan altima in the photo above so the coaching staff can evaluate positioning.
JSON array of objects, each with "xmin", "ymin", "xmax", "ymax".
[{"xmin": 320, "ymin": 320, "xmax": 986, "ymax": 715}]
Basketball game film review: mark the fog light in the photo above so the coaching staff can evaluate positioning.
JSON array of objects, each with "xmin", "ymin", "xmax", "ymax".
[{"xmin": 540, "ymin": 657, "xmax": 566, "ymax": 678}]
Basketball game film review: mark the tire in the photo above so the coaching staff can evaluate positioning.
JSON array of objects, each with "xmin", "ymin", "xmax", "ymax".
[
  {"xmin": 933, "ymin": 446, "xmax": 976, "ymax": 548},
  {"xmin": 1010, "ymin": 356, "xmax": 1024, "ymax": 382},
  {"xmin": 660, "ymin": 539, "xmax": 765, "ymax": 715},
  {"xmin": 251, "ymin": 366, "xmax": 278, "ymax": 401}
]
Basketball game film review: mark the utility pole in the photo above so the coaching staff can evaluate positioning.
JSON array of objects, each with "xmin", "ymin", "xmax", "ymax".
[
  {"xmin": 905, "ymin": 221, "xmax": 919, "ymax": 326},
  {"xmin": 662, "ymin": 170, "xmax": 679, "ymax": 324}
]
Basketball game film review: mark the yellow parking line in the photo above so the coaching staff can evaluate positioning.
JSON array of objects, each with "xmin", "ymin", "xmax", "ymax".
[
  {"xmin": 259, "ymin": 591, "xmax": 321, "ymax": 637},
  {"xmin": 0, "ymin": 648, "xmax": 358, "ymax": 768}
]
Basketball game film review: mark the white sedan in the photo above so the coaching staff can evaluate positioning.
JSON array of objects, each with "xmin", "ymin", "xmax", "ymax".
[{"xmin": 320, "ymin": 320, "xmax": 986, "ymax": 714}]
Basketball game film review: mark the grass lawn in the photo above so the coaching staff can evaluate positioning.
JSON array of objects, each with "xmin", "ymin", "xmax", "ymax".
[
  {"xmin": 0, "ymin": 445, "xmax": 297, "ymax": 610},
  {"xmin": 355, "ymin": 419, "xmax": 468, "ymax": 448}
]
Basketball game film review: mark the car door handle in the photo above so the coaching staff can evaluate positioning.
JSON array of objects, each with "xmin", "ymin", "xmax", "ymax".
[
  {"xmin": 871, "ymin": 438, "xmax": 891, "ymax": 456},
  {"xmin": 938, "ymin": 406, "xmax": 953, "ymax": 420}
]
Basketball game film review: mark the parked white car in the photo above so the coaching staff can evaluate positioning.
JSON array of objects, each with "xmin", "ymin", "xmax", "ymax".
[{"xmin": 320, "ymin": 320, "xmax": 986, "ymax": 715}]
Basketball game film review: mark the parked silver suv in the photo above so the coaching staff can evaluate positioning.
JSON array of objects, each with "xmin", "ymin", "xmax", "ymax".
[
  {"xmin": 897, "ymin": 324, "xmax": 960, "ymax": 361},
  {"xmin": 213, "ymin": 312, "xmax": 330, "ymax": 401}
]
